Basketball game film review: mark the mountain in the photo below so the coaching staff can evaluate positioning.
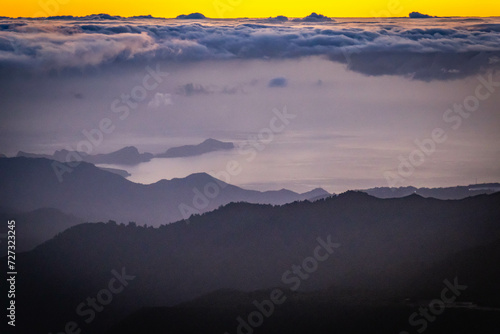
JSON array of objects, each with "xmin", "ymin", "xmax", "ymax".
[
  {"xmin": 85, "ymin": 146, "xmax": 154, "ymax": 165},
  {"xmin": 0, "ymin": 207, "xmax": 83, "ymax": 255},
  {"xmin": 0, "ymin": 157, "xmax": 329, "ymax": 225},
  {"xmin": 156, "ymin": 138, "xmax": 235, "ymax": 158},
  {"xmin": 0, "ymin": 153, "xmax": 5, "ymax": 158},
  {"xmin": 8, "ymin": 192, "xmax": 500, "ymax": 333},
  {"xmin": 15, "ymin": 139, "xmax": 236, "ymax": 166},
  {"xmin": 17, "ymin": 146, "xmax": 153, "ymax": 165},
  {"xmin": 361, "ymin": 183, "xmax": 500, "ymax": 200},
  {"xmin": 108, "ymin": 256, "xmax": 500, "ymax": 334},
  {"xmin": 97, "ymin": 166, "xmax": 131, "ymax": 177}
]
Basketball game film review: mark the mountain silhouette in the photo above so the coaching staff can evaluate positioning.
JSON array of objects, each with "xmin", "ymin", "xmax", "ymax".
[
  {"xmin": 0, "ymin": 157, "xmax": 329, "ymax": 225},
  {"xmin": 15, "ymin": 139, "xmax": 236, "ymax": 167},
  {"xmin": 9, "ymin": 192, "xmax": 500, "ymax": 333},
  {"xmin": 156, "ymin": 138, "xmax": 234, "ymax": 158},
  {"xmin": 361, "ymin": 183, "xmax": 500, "ymax": 200},
  {"xmin": 17, "ymin": 146, "xmax": 153, "ymax": 165}
]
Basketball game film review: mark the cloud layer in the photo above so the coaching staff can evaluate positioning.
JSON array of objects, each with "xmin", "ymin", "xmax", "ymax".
[{"xmin": 1, "ymin": 16, "xmax": 500, "ymax": 80}]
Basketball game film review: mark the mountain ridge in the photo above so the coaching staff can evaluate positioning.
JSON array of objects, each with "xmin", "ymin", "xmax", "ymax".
[
  {"xmin": 15, "ymin": 138, "xmax": 236, "ymax": 166},
  {"xmin": 0, "ymin": 157, "xmax": 329, "ymax": 225},
  {"xmin": 10, "ymin": 191, "xmax": 500, "ymax": 334}
]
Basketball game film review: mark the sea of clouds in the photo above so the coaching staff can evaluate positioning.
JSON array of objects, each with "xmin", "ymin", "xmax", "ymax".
[{"xmin": 1, "ymin": 14, "xmax": 500, "ymax": 80}]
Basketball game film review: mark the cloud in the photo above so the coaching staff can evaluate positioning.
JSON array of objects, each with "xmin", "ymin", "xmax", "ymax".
[
  {"xmin": 409, "ymin": 12, "xmax": 436, "ymax": 19},
  {"xmin": 268, "ymin": 77, "xmax": 288, "ymax": 87},
  {"xmin": 148, "ymin": 93, "xmax": 173, "ymax": 108},
  {"xmin": 293, "ymin": 13, "xmax": 334, "ymax": 22},
  {"xmin": 1, "ymin": 16, "xmax": 500, "ymax": 80},
  {"xmin": 262, "ymin": 16, "xmax": 288, "ymax": 23},
  {"xmin": 177, "ymin": 83, "xmax": 246, "ymax": 96},
  {"xmin": 45, "ymin": 13, "xmax": 123, "ymax": 20},
  {"xmin": 178, "ymin": 83, "xmax": 213, "ymax": 96},
  {"xmin": 176, "ymin": 13, "xmax": 206, "ymax": 20}
]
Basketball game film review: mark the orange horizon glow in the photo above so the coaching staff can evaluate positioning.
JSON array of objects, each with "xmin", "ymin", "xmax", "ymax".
[{"xmin": 1, "ymin": 0, "xmax": 500, "ymax": 19}]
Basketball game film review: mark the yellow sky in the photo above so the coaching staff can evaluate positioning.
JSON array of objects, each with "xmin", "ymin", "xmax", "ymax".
[{"xmin": 2, "ymin": 0, "xmax": 499, "ymax": 18}]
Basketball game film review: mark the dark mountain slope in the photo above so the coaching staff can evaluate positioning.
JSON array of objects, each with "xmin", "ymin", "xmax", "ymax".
[
  {"xmin": 8, "ymin": 192, "xmax": 500, "ymax": 333},
  {"xmin": 108, "ymin": 238, "xmax": 500, "ymax": 334}
]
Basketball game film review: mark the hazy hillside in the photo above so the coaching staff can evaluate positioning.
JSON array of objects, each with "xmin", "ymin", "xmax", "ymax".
[
  {"xmin": 361, "ymin": 183, "xmax": 500, "ymax": 200},
  {"xmin": 0, "ymin": 207, "xmax": 83, "ymax": 255},
  {"xmin": 9, "ymin": 192, "xmax": 500, "ymax": 333},
  {"xmin": 0, "ymin": 157, "xmax": 329, "ymax": 225}
]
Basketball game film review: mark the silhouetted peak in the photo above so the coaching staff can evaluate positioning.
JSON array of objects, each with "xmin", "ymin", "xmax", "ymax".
[
  {"xmin": 157, "ymin": 139, "xmax": 234, "ymax": 158},
  {"xmin": 337, "ymin": 190, "xmax": 374, "ymax": 200},
  {"xmin": 202, "ymin": 138, "xmax": 220, "ymax": 144},
  {"xmin": 162, "ymin": 172, "xmax": 221, "ymax": 187},
  {"xmin": 402, "ymin": 193, "xmax": 425, "ymax": 200},
  {"xmin": 199, "ymin": 138, "xmax": 234, "ymax": 148},
  {"xmin": 115, "ymin": 146, "xmax": 140, "ymax": 154},
  {"xmin": 302, "ymin": 187, "xmax": 330, "ymax": 196}
]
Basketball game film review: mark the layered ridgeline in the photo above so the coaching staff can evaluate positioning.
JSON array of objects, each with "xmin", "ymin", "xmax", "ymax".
[
  {"xmin": 109, "ymin": 233, "xmax": 500, "ymax": 334},
  {"xmin": 0, "ymin": 208, "xmax": 83, "ymax": 255},
  {"xmin": 0, "ymin": 157, "xmax": 330, "ymax": 225},
  {"xmin": 15, "ymin": 138, "xmax": 235, "ymax": 165},
  {"xmin": 361, "ymin": 184, "xmax": 500, "ymax": 200},
  {"xmin": 8, "ymin": 192, "xmax": 500, "ymax": 333},
  {"xmin": 108, "ymin": 236, "xmax": 500, "ymax": 334}
]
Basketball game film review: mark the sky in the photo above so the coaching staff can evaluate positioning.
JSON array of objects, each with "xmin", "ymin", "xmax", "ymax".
[
  {"xmin": 2, "ymin": 0, "xmax": 500, "ymax": 18},
  {"xmin": 0, "ymin": 14, "xmax": 499, "ymax": 193}
]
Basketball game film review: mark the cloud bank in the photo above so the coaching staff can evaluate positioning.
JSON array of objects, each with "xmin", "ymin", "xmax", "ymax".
[
  {"xmin": 1, "ymin": 16, "xmax": 500, "ymax": 80},
  {"xmin": 268, "ymin": 77, "xmax": 288, "ymax": 87}
]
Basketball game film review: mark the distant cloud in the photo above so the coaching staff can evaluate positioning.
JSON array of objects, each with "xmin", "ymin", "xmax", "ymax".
[
  {"xmin": 148, "ymin": 93, "xmax": 173, "ymax": 108},
  {"xmin": 176, "ymin": 13, "xmax": 206, "ymax": 19},
  {"xmin": 45, "ymin": 13, "xmax": 123, "ymax": 20},
  {"xmin": 268, "ymin": 77, "xmax": 288, "ymax": 87},
  {"xmin": 177, "ymin": 83, "xmax": 246, "ymax": 96},
  {"xmin": 293, "ymin": 13, "xmax": 334, "ymax": 22},
  {"xmin": 409, "ymin": 12, "xmax": 436, "ymax": 19},
  {"xmin": 490, "ymin": 56, "xmax": 500, "ymax": 64},
  {"xmin": 262, "ymin": 16, "xmax": 288, "ymax": 23},
  {"xmin": 178, "ymin": 83, "xmax": 212, "ymax": 96}
]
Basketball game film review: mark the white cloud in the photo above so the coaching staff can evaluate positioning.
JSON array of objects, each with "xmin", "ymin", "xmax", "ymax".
[{"xmin": 147, "ymin": 93, "xmax": 173, "ymax": 109}]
